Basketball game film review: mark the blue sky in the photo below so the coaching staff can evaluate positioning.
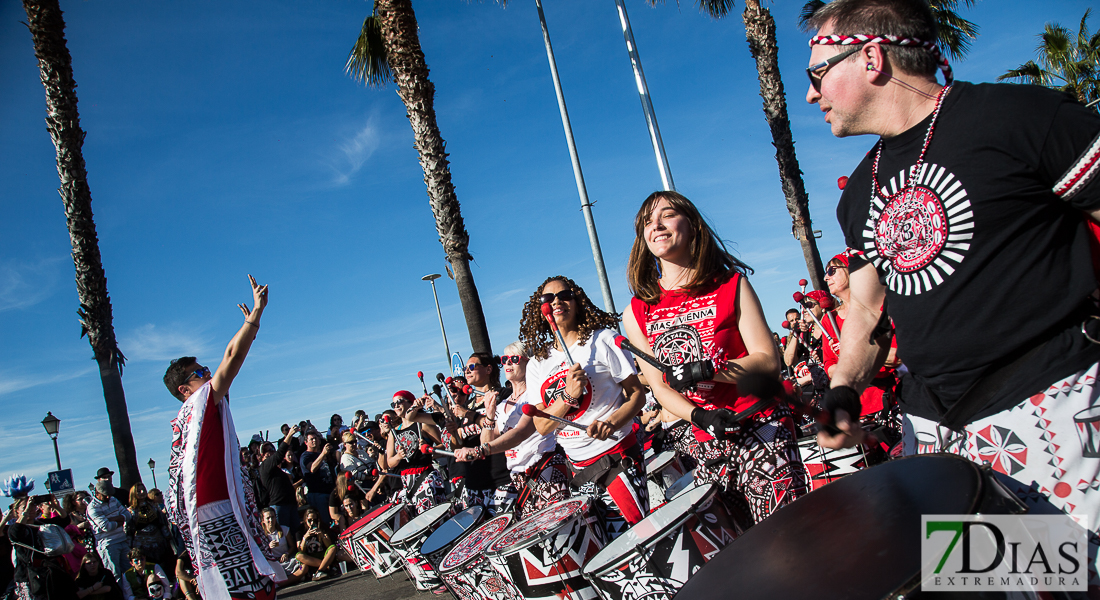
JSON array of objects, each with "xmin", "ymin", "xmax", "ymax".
[{"xmin": 1, "ymin": 0, "xmax": 1093, "ymax": 494}]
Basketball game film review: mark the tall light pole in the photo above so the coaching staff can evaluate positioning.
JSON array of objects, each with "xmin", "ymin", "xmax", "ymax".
[
  {"xmin": 613, "ymin": 0, "xmax": 675, "ymax": 191},
  {"xmin": 533, "ymin": 0, "xmax": 618, "ymax": 317},
  {"xmin": 148, "ymin": 458, "xmax": 157, "ymax": 489},
  {"xmin": 41, "ymin": 412, "xmax": 61, "ymax": 471},
  {"xmin": 422, "ymin": 274, "xmax": 452, "ymax": 372}
]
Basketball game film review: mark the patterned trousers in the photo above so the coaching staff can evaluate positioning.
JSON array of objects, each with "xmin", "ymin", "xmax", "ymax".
[
  {"xmin": 691, "ymin": 404, "xmax": 807, "ymax": 526},
  {"xmin": 511, "ymin": 451, "xmax": 572, "ymax": 520},
  {"xmin": 574, "ymin": 453, "xmax": 649, "ymax": 541},
  {"xmin": 401, "ymin": 468, "xmax": 448, "ymax": 515},
  {"xmin": 903, "ymin": 362, "xmax": 1100, "ymax": 589}
]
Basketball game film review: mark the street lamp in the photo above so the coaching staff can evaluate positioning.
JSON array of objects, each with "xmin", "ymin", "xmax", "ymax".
[
  {"xmin": 422, "ymin": 273, "xmax": 452, "ymax": 372},
  {"xmin": 148, "ymin": 458, "xmax": 157, "ymax": 489},
  {"xmin": 41, "ymin": 412, "xmax": 61, "ymax": 471}
]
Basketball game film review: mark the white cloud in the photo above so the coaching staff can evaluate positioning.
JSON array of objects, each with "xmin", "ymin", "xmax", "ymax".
[
  {"xmin": 0, "ymin": 256, "xmax": 66, "ymax": 312},
  {"xmin": 0, "ymin": 366, "xmax": 97, "ymax": 396},
  {"xmin": 329, "ymin": 117, "xmax": 381, "ymax": 186},
  {"xmin": 118, "ymin": 323, "xmax": 214, "ymax": 363}
]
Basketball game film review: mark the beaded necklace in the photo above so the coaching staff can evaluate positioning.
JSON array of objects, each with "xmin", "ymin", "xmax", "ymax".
[{"xmin": 869, "ymin": 84, "xmax": 952, "ymax": 211}]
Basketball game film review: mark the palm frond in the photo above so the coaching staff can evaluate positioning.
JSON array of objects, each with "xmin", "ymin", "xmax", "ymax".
[
  {"xmin": 696, "ymin": 0, "xmax": 734, "ymax": 18},
  {"xmin": 997, "ymin": 60, "xmax": 1051, "ymax": 86},
  {"xmin": 931, "ymin": 5, "xmax": 978, "ymax": 60},
  {"xmin": 346, "ymin": 13, "xmax": 392, "ymax": 89}
]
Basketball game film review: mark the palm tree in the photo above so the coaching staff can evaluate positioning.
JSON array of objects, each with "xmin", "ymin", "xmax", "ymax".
[
  {"xmin": 22, "ymin": 0, "xmax": 141, "ymax": 488},
  {"xmin": 998, "ymin": 8, "xmax": 1099, "ymax": 107},
  {"xmin": 347, "ymin": 1, "xmax": 493, "ymax": 354}
]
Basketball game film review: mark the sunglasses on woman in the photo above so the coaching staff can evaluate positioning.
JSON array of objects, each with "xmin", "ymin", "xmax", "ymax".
[
  {"xmin": 498, "ymin": 355, "xmax": 524, "ymax": 366},
  {"xmin": 825, "ymin": 265, "xmax": 847, "ymax": 276},
  {"xmin": 539, "ymin": 289, "xmax": 575, "ymax": 305}
]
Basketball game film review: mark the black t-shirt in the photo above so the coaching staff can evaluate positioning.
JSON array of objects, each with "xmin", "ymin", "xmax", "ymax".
[
  {"xmin": 456, "ymin": 392, "xmax": 513, "ymax": 491},
  {"xmin": 300, "ymin": 451, "xmax": 335, "ymax": 495},
  {"xmin": 260, "ymin": 441, "xmax": 297, "ymax": 506},
  {"xmin": 837, "ymin": 82, "xmax": 1100, "ymax": 421}
]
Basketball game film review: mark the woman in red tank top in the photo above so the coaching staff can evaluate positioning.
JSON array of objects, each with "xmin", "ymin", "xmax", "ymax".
[{"xmin": 622, "ymin": 191, "xmax": 807, "ymax": 525}]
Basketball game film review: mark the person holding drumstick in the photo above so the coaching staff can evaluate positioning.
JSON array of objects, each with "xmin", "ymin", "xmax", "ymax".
[
  {"xmin": 518, "ymin": 276, "xmax": 649, "ymax": 540},
  {"xmin": 453, "ymin": 341, "xmax": 572, "ymax": 519},
  {"xmin": 386, "ymin": 390, "xmax": 447, "ymax": 514},
  {"xmin": 622, "ymin": 191, "xmax": 807, "ymax": 526}
]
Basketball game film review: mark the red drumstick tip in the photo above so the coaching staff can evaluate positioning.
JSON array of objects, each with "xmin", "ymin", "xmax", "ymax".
[
  {"xmin": 781, "ymin": 320, "xmax": 789, "ymax": 329},
  {"xmin": 540, "ymin": 303, "xmax": 558, "ymax": 329},
  {"xmin": 798, "ymin": 279, "xmax": 808, "ymax": 287},
  {"xmin": 462, "ymin": 385, "xmax": 473, "ymax": 395},
  {"xmin": 420, "ymin": 444, "xmax": 433, "ymax": 455},
  {"xmin": 793, "ymin": 291, "xmax": 805, "ymax": 302},
  {"xmin": 838, "ymin": 176, "xmax": 848, "ymax": 190},
  {"xmin": 521, "ymin": 404, "xmax": 537, "ymax": 416},
  {"xmin": 613, "ymin": 335, "xmax": 626, "ymax": 348},
  {"xmin": 417, "ymin": 371, "xmax": 423, "ymax": 379},
  {"xmin": 445, "ymin": 377, "xmax": 453, "ymax": 384},
  {"xmin": 372, "ymin": 469, "xmax": 379, "ymax": 477}
]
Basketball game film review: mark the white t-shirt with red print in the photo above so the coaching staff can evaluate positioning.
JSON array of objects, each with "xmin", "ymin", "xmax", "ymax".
[
  {"xmin": 495, "ymin": 389, "xmax": 557, "ymax": 473},
  {"xmin": 525, "ymin": 328, "xmax": 637, "ymax": 462}
]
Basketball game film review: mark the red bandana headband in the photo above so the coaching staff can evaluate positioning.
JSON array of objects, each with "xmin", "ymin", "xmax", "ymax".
[{"xmin": 809, "ymin": 34, "xmax": 953, "ymax": 85}]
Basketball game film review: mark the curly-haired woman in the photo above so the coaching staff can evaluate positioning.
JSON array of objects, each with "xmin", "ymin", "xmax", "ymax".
[
  {"xmin": 386, "ymin": 390, "xmax": 447, "ymax": 514},
  {"xmin": 519, "ymin": 276, "xmax": 648, "ymax": 540},
  {"xmin": 623, "ymin": 190, "xmax": 807, "ymax": 526}
]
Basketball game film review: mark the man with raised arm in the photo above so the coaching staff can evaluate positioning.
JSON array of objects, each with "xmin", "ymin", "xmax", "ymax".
[
  {"xmin": 164, "ymin": 275, "xmax": 281, "ymax": 600},
  {"xmin": 804, "ymin": 0, "xmax": 1100, "ymax": 586}
]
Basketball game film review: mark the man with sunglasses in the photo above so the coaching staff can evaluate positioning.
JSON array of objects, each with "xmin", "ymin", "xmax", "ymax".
[
  {"xmin": 806, "ymin": 0, "xmax": 1100, "ymax": 576},
  {"xmin": 163, "ymin": 275, "xmax": 282, "ymax": 598}
]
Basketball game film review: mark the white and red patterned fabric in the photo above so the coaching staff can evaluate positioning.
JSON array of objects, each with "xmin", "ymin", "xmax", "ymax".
[
  {"xmin": 903, "ymin": 362, "xmax": 1100, "ymax": 588},
  {"xmin": 166, "ymin": 382, "xmax": 282, "ymax": 600}
]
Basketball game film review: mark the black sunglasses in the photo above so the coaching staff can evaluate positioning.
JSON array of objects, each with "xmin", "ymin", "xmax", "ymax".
[
  {"xmin": 184, "ymin": 366, "xmax": 211, "ymax": 383},
  {"xmin": 825, "ymin": 265, "xmax": 846, "ymax": 276},
  {"xmin": 806, "ymin": 46, "xmax": 862, "ymax": 91},
  {"xmin": 540, "ymin": 289, "xmax": 575, "ymax": 305}
]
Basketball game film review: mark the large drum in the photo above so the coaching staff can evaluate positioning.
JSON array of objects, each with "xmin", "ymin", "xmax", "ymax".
[
  {"xmin": 439, "ymin": 513, "xmax": 522, "ymax": 600},
  {"xmin": 582, "ymin": 483, "xmax": 738, "ymax": 600},
  {"xmin": 420, "ymin": 505, "xmax": 487, "ymax": 576},
  {"xmin": 486, "ymin": 497, "xmax": 604, "ymax": 600},
  {"xmin": 390, "ymin": 502, "xmax": 454, "ymax": 591},
  {"xmin": 797, "ymin": 434, "xmax": 866, "ymax": 491},
  {"xmin": 644, "ymin": 451, "xmax": 686, "ymax": 507},
  {"xmin": 672, "ymin": 454, "xmax": 1027, "ymax": 600},
  {"xmin": 339, "ymin": 502, "xmax": 411, "ymax": 577},
  {"xmin": 662, "ymin": 472, "xmax": 694, "ymax": 503}
]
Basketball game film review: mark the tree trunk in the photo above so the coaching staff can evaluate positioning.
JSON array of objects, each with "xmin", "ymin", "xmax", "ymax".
[
  {"xmin": 23, "ymin": 0, "xmax": 141, "ymax": 488},
  {"xmin": 374, "ymin": 0, "xmax": 492, "ymax": 354},
  {"xmin": 742, "ymin": 0, "xmax": 827, "ymax": 291}
]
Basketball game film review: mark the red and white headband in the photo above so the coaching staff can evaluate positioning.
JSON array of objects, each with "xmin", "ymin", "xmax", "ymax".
[{"xmin": 809, "ymin": 34, "xmax": 953, "ymax": 84}]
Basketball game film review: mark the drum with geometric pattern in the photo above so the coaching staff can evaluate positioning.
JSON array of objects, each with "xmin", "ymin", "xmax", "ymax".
[
  {"xmin": 581, "ymin": 483, "xmax": 737, "ymax": 600},
  {"xmin": 486, "ymin": 497, "xmax": 604, "ymax": 600},
  {"xmin": 341, "ymin": 502, "xmax": 411, "ymax": 578},
  {"xmin": 439, "ymin": 513, "xmax": 522, "ymax": 600},
  {"xmin": 797, "ymin": 435, "xmax": 867, "ymax": 491},
  {"xmin": 390, "ymin": 502, "xmax": 455, "ymax": 591}
]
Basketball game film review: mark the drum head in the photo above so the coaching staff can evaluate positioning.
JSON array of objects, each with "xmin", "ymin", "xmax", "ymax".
[
  {"xmin": 673, "ymin": 454, "xmax": 991, "ymax": 600},
  {"xmin": 645, "ymin": 450, "xmax": 677, "ymax": 475},
  {"xmin": 340, "ymin": 504, "xmax": 392, "ymax": 540},
  {"xmin": 439, "ymin": 513, "xmax": 514, "ymax": 573},
  {"xmin": 487, "ymin": 497, "xmax": 590, "ymax": 555},
  {"xmin": 585, "ymin": 483, "xmax": 718, "ymax": 576},
  {"xmin": 348, "ymin": 502, "xmax": 401, "ymax": 538},
  {"xmin": 391, "ymin": 502, "xmax": 453, "ymax": 546},
  {"xmin": 664, "ymin": 472, "xmax": 695, "ymax": 502},
  {"xmin": 420, "ymin": 505, "xmax": 484, "ymax": 556}
]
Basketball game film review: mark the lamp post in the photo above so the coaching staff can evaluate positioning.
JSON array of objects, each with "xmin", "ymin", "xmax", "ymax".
[
  {"xmin": 40, "ymin": 412, "xmax": 61, "ymax": 471},
  {"xmin": 148, "ymin": 458, "xmax": 157, "ymax": 489},
  {"xmin": 422, "ymin": 274, "xmax": 452, "ymax": 372}
]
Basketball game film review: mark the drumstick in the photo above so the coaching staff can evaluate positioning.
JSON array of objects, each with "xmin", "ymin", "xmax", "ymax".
[
  {"xmin": 793, "ymin": 292, "xmax": 836, "ymax": 343},
  {"xmin": 520, "ymin": 404, "xmax": 624, "ymax": 440},
  {"xmin": 433, "ymin": 373, "xmax": 458, "ymax": 421},
  {"xmin": 419, "ymin": 444, "xmax": 456, "ymax": 459},
  {"xmin": 353, "ymin": 431, "xmax": 382, "ymax": 450},
  {"xmin": 799, "ymin": 278, "xmax": 808, "ymax": 294},
  {"xmin": 371, "ymin": 469, "xmax": 401, "ymax": 479},
  {"xmin": 417, "ymin": 371, "xmax": 430, "ymax": 397},
  {"xmin": 541, "ymin": 303, "xmax": 575, "ymax": 365},
  {"xmin": 462, "ymin": 385, "xmax": 486, "ymax": 397},
  {"xmin": 611, "ymin": 335, "xmax": 667, "ymax": 372}
]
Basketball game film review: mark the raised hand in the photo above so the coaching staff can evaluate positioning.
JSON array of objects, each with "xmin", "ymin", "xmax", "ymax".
[{"xmin": 238, "ymin": 274, "xmax": 269, "ymax": 320}]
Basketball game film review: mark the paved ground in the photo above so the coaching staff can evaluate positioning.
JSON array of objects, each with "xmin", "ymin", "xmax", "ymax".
[{"xmin": 276, "ymin": 568, "xmax": 428, "ymax": 600}]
